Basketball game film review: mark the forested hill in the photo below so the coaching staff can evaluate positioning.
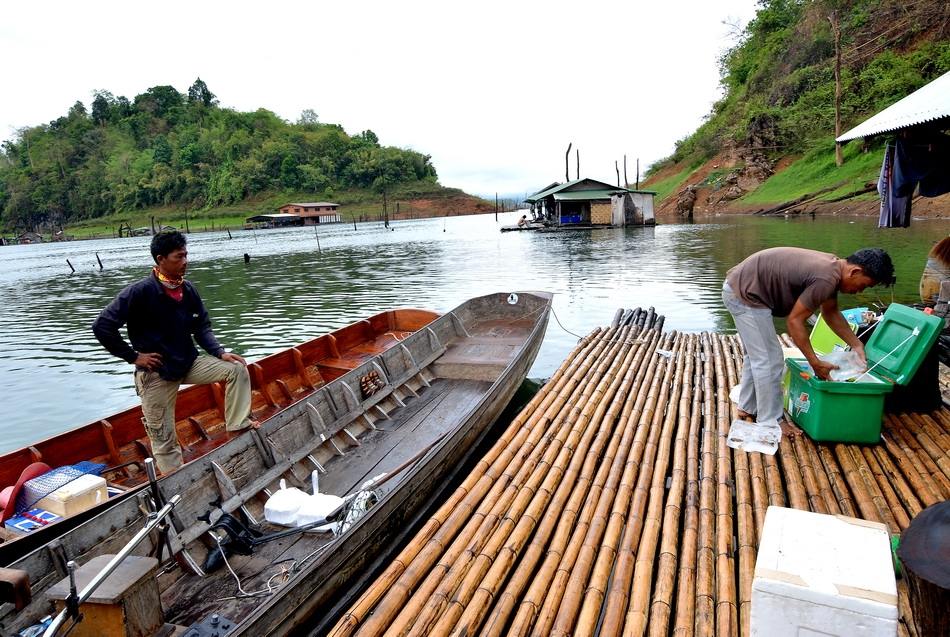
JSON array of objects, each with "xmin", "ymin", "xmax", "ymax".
[
  {"xmin": 645, "ymin": 0, "xmax": 950, "ymax": 216},
  {"xmin": 0, "ymin": 79, "xmax": 441, "ymax": 231}
]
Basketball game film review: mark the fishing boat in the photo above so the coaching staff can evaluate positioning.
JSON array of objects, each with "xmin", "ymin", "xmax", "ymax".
[
  {"xmin": 4, "ymin": 291, "xmax": 551, "ymax": 637},
  {"xmin": 0, "ymin": 307, "xmax": 441, "ymax": 565}
]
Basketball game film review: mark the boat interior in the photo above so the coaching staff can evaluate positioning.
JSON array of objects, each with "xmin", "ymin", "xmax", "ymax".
[{"xmin": 5, "ymin": 293, "xmax": 550, "ymax": 636}]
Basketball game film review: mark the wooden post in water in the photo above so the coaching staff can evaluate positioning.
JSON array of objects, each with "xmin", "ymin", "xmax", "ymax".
[
  {"xmin": 227, "ymin": 228, "xmax": 232, "ymax": 239},
  {"xmin": 565, "ymin": 142, "xmax": 572, "ymax": 182},
  {"xmin": 66, "ymin": 259, "xmax": 75, "ymax": 273},
  {"xmin": 315, "ymin": 227, "xmax": 322, "ymax": 255},
  {"xmin": 96, "ymin": 252, "xmax": 103, "ymax": 270}
]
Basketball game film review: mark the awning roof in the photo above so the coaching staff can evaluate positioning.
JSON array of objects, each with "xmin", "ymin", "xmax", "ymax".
[
  {"xmin": 246, "ymin": 213, "xmax": 300, "ymax": 222},
  {"xmin": 837, "ymin": 70, "xmax": 950, "ymax": 142},
  {"xmin": 554, "ymin": 189, "xmax": 624, "ymax": 200}
]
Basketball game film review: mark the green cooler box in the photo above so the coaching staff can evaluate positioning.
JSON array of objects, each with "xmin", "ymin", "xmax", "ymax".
[{"xmin": 786, "ymin": 304, "xmax": 943, "ymax": 444}]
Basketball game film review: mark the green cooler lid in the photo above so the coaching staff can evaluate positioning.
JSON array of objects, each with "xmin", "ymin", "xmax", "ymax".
[{"xmin": 865, "ymin": 304, "xmax": 943, "ymax": 385}]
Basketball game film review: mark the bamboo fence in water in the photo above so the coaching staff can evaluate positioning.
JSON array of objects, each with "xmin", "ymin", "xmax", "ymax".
[{"xmin": 329, "ymin": 313, "xmax": 950, "ymax": 637}]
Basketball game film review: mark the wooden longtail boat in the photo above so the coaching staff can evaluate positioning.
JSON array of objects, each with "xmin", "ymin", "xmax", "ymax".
[
  {"xmin": 4, "ymin": 291, "xmax": 551, "ymax": 636},
  {"xmin": 0, "ymin": 308, "xmax": 440, "ymax": 566}
]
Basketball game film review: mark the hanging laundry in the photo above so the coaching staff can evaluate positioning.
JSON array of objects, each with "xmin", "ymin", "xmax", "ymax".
[
  {"xmin": 893, "ymin": 135, "xmax": 950, "ymax": 198},
  {"xmin": 877, "ymin": 143, "xmax": 912, "ymax": 228}
]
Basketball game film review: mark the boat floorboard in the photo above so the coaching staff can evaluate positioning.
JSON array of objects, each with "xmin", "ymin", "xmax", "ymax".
[{"xmin": 162, "ymin": 377, "xmax": 492, "ymax": 628}]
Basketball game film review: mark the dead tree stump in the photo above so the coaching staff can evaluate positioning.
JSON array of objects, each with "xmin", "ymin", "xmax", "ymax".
[{"xmin": 898, "ymin": 500, "xmax": 950, "ymax": 636}]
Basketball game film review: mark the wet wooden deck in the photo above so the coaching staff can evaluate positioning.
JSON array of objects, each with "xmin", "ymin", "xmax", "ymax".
[{"xmin": 327, "ymin": 317, "xmax": 947, "ymax": 637}]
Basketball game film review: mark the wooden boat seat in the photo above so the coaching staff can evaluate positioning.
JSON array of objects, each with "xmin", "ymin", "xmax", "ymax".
[{"xmin": 431, "ymin": 336, "xmax": 524, "ymax": 382}]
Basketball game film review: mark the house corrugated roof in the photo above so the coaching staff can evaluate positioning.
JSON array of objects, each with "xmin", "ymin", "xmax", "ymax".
[
  {"xmin": 285, "ymin": 202, "xmax": 339, "ymax": 207},
  {"xmin": 524, "ymin": 178, "xmax": 627, "ymax": 203},
  {"xmin": 837, "ymin": 71, "xmax": 950, "ymax": 142}
]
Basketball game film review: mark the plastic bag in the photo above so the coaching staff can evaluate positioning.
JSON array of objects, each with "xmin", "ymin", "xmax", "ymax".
[
  {"xmin": 819, "ymin": 350, "xmax": 866, "ymax": 382},
  {"xmin": 295, "ymin": 471, "xmax": 345, "ymax": 532},
  {"xmin": 263, "ymin": 479, "xmax": 310, "ymax": 527},
  {"xmin": 726, "ymin": 419, "xmax": 781, "ymax": 455}
]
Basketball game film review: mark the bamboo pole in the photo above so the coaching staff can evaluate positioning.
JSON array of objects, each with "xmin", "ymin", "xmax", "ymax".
[
  {"xmin": 436, "ymin": 329, "xmax": 655, "ymax": 637},
  {"xmin": 721, "ymin": 334, "xmax": 753, "ymax": 637},
  {"xmin": 761, "ymin": 454, "xmax": 786, "ymax": 508},
  {"xmin": 860, "ymin": 446, "xmax": 910, "ymax": 531},
  {"xmin": 624, "ymin": 337, "xmax": 690, "ymax": 636},
  {"xmin": 491, "ymin": 330, "xmax": 665, "ymax": 637},
  {"xmin": 647, "ymin": 335, "xmax": 699, "ymax": 637},
  {"xmin": 777, "ymin": 438, "xmax": 808, "ymax": 511},
  {"xmin": 816, "ymin": 445, "xmax": 857, "ymax": 518},
  {"xmin": 484, "ymin": 328, "xmax": 660, "ymax": 637},
  {"xmin": 672, "ymin": 337, "xmax": 703, "ymax": 637},
  {"xmin": 792, "ymin": 434, "xmax": 831, "ymax": 514},
  {"xmin": 802, "ymin": 439, "xmax": 840, "ymax": 515},
  {"xmin": 871, "ymin": 445, "xmax": 923, "ymax": 519},
  {"xmin": 597, "ymin": 334, "xmax": 684, "ymax": 637},
  {"xmin": 694, "ymin": 333, "xmax": 718, "ymax": 637},
  {"xmin": 885, "ymin": 417, "xmax": 950, "ymax": 500},
  {"xmin": 880, "ymin": 431, "xmax": 942, "ymax": 508},
  {"xmin": 337, "ymin": 325, "xmax": 614, "ymax": 636},
  {"xmin": 391, "ymin": 326, "xmax": 639, "ymax": 637},
  {"xmin": 898, "ymin": 413, "xmax": 950, "ymax": 483},
  {"xmin": 711, "ymin": 335, "xmax": 737, "ymax": 637}
]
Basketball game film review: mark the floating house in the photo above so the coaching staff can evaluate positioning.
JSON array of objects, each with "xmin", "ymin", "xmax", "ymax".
[
  {"xmin": 277, "ymin": 202, "xmax": 342, "ymax": 225},
  {"xmin": 524, "ymin": 178, "xmax": 655, "ymax": 227}
]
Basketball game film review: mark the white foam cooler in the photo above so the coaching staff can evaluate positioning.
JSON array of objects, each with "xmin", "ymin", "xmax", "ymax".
[{"xmin": 751, "ymin": 506, "xmax": 898, "ymax": 637}]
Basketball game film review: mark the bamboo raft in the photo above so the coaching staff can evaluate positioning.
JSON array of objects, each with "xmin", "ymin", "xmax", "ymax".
[{"xmin": 325, "ymin": 313, "xmax": 950, "ymax": 637}]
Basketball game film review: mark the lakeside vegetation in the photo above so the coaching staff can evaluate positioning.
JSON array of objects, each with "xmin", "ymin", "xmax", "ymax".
[
  {"xmin": 646, "ymin": 0, "xmax": 950, "ymax": 207},
  {"xmin": 0, "ymin": 79, "xmax": 456, "ymax": 234}
]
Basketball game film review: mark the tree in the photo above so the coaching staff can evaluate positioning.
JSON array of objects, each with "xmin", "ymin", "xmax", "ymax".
[
  {"xmin": 187, "ymin": 77, "xmax": 216, "ymax": 107},
  {"xmin": 91, "ymin": 90, "xmax": 115, "ymax": 125},
  {"xmin": 297, "ymin": 109, "xmax": 319, "ymax": 126}
]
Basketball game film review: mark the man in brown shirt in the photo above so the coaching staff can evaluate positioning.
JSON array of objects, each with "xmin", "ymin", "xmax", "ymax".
[{"xmin": 723, "ymin": 247, "xmax": 895, "ymax": 432}]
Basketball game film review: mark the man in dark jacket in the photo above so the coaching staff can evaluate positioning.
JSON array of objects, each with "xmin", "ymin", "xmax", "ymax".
[{"xmin": 93, "ymin": 231, "xmax": 252, "ymax": 472}]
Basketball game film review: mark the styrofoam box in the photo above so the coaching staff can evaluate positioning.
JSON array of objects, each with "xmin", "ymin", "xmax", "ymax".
[
  {"xmin": 751, "ymin": 506, "xmax": 897, "ymax": 637},
  {"xmin": 35, "ymin": 474, "xmax": 108, "ymax": 517}
]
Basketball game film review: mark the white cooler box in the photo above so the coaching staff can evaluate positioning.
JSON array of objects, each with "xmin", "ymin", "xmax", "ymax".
[
  {"xmin": 35, "ymin": 473, "xmax": 108, "ymax": 517},
  {"xmin": 751, "ymin": 506, "xmax": 898, "ymax": 637}
]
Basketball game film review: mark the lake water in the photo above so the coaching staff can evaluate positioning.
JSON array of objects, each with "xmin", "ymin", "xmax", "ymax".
[{"xmin": 1, "ymin": 212, "xmax": 947, "ymax": 453}]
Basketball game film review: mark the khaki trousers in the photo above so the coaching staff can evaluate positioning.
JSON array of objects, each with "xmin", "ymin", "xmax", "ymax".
[{"xmin": 135, "ymin": 354, "xmax": 252, "ymax": 472}]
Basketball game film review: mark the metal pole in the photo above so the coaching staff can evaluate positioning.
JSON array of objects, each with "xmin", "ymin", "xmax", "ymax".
[{"xmin": 44, "ymin": 495, "xmax": 182, "ymax": 637}]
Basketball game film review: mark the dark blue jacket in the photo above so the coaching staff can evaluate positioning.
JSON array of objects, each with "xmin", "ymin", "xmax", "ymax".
[{"xmin": 92, "ymin": 274, "xmax": 224, "ymax": 381}]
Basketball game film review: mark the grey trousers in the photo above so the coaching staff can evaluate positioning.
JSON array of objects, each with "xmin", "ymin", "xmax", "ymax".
[
  {"xmin": 722, "ymin": 283, "xmax": 785, "ymax": 427},
  {"xmin": 135, "ymin": 354, "xmax": 252, "ymax": 472}
]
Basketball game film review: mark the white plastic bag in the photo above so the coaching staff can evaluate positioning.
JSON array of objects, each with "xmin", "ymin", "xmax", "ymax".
[
  {"xmin": 295, "ymin": 471, "xmax": 345, "ymax": 531},
  {"xmin": 726, "ymin": 419, "xmax": 781, "ymax": 455},
  {"xmin": 819, "ymin": 350, "xmax": 866, "ymax": 382},
  {"xmin": 263, "ymin": 479, "xmax": 310, "ymax": 527}
]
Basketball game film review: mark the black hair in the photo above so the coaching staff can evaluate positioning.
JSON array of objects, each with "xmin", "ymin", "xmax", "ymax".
[
  {"xmin": 150, "ymin": 230, "xmax": 187, "ymax": 263},
  {"xmin": 846, "ymin": 248, "xmax": 895, "ymax": 286}
]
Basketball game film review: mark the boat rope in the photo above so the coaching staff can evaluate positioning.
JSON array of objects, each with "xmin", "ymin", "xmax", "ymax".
[{"xmin": 213, "ymin": 535, "xmax": 291, "ymax": 600}]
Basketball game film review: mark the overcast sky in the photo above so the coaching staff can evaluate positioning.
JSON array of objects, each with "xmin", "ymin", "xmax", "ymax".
[{"xmin": 0, "ymin": 0, "xmax": 758, "ymax": 197}]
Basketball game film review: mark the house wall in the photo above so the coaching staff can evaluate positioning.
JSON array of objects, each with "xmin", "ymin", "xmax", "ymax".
[
  {"xmin": 631, "ymin": 193, "xmax": 655, "ymax": 224},
  {"xmin": 591, "ymin": 202, "xmax": 612, "ymax": 224}
]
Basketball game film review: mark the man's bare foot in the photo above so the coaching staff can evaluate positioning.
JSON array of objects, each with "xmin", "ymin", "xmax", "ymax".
[
  {"xmin": 737, "ymin": 408, "xmax": 756, "ymax": 421},
  {"xmin": 249, "ymin": 418, "xmax": 261, "ymax": 430},
  {"xmin": 780, "ymin": 419, "xmax": 803, "ymax": 438}
]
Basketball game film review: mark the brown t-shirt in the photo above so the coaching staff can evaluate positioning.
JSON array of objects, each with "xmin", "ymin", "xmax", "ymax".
[{"xmin": 726, "ymin": 247, "xmax": 841, "ymax": 317}]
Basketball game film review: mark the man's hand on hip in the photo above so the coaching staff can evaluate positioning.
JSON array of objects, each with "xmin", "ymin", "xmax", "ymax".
[
  {"xmin": 134, "ymin": 352, "xmax": 163, "ymax": 370},
  {"xmin": 220, "ymin": 352, "xmax": 247, "ymax": 366}
]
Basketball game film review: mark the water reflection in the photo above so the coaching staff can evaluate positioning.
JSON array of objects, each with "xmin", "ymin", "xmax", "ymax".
[{"xmin": 1, "ymin": 213, "xmax": 946, "ymax": 452}]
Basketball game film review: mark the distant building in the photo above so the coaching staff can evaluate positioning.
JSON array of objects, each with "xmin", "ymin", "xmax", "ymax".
[
  {"xmin": 524, "ymin": 178, "xmax": 655, "ymax": 227},
  {"xmin": 17, "ymin": 231, "xmax": 43, "ymax": 244},
  {"xmin": 278, "ymin": 202, "xmax": 342, "ymax": 225}
]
